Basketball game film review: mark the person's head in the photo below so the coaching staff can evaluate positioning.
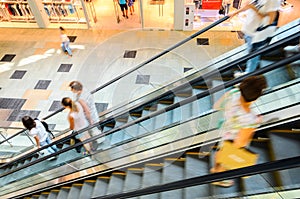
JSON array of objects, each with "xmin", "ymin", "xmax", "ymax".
[
  {"xmin": 239, "ymin": 75, "xmax": 267, "ymax": 102},
  {"xmin": 61, "ymin": 97, "xmax": 78, "ymax": 112},
  {"xmin": 69, "ymin": 81, "xmax": 83, "ymax": 94},
  {"xmin": 22, "ymin": 116, "xmax": 36, "ymax": 130}
]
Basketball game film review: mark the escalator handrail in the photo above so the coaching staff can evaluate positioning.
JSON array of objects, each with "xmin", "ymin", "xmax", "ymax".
[
  {"xmin": 99, "ymin": 18, "xmax": 300, "ymax": 118},
  {"xmin": 1, "ymin": 19, "xmax": 298, "ymax": 148},
  {"xmin": 93, "ymin": 156, "xmax": 300, "ymax": 199},
  {"xmin": 0, "ymin": 51, "xmax": 299, "ymax": 176},
  {"xmin": 1, "ymin": 33, "xmax": 299, "ymax": 170},
  {"xmin": 0, "ymin": 16, "xmax": 229, "ymax": 146},
  {"xmin": 72, "ymin": 30, "xmax": 300, "ymax": 130},
  {"xmin": 1, "ymin": 29, "xmax": 299, "ymax": 169}
]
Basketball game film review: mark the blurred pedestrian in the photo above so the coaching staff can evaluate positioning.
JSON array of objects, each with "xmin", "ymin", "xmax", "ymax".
[
  {"xmin": 119, "ymin": 0, "xmax": 129, "ymax": 18},
  {"xmin": 230, "ymin": 0, "xmax": 281, "ymax": 76},
  {"xmin": 22, "ymin": 116, "xmax": 59, "ymax": 159},
  {"xmin": 69, "ymin": 81, "xmax": 105, "ymax": 148},
  {"xmin": 211, "ymin": 75, "xmax": 267, "ymax": 187},
  {"xmin": 128, "ymin": 0, "xmax": 135, "ymax": 15},
  {"xmin": 59, "ymin": 26, "xmax": 72, "ymax": 57},
  {"xmin": 61, "ymin": 97, "xmax": 93, "ymax": 155},
  {"xmin": 223, "ymin": 0, "xmax": 232, "ymax": 15}
]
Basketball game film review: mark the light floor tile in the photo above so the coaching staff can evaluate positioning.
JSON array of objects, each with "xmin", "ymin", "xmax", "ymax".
[{"xmin": 22, "ymin": 90, "xmax": 52, "ymax": 100}]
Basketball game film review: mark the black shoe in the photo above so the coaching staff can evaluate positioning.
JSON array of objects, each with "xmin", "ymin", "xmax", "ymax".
[{"xmin": 75, "ymin": 145, "xmax": 83, "ymax": 153}]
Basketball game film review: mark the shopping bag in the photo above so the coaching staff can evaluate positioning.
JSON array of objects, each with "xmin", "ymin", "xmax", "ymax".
[{"xmin": 216, "ymin": 140, "xmax": 258, "ymax": 170}]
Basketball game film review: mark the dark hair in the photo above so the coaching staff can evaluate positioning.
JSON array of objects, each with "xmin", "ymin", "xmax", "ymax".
[
  {"xmin": 69, "ymin": 81, "xmax": 83, "ymax": 91},
  {"xmin": 22, "ymin": 116, "xmax": 36, "ymax": 130},
  {"xmin": 59, "ymin": 26, "xmax": 65, "ymax": 31},
  {"xmin": 239, "ymin": 75, "xmax": 267, "ymax": 102}
]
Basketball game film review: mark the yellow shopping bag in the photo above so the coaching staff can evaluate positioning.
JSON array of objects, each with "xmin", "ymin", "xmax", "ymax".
[{"xmin": 216, "ymin": 141, "xmax": 258, "ymax": 170}]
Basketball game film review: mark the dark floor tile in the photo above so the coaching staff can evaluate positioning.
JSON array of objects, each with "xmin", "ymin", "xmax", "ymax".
[
  {"xmin": 0, "ymin": 98, "xmax": 26, "ymax": 109},
  {"xmin": 48, "ymin": 101, "xmax": 63, "ymax": 111},
  {"xmin": 34, "ymin": 80, "xmax": 51, "ymax": 90},
  {"xmin": 0, "ymin": 54, "xmax": 16, "ymax": 62},
  {"xmin": 95, "ymin": 103, "xmax": 109, "ymax": 113},
  {"xmin": 197, "ymin": 38, "xmax": 209, "ymax": 45},
  {"xmin": 184, "ymin": 67, "xmax": 193, "ymax": 73},
  {"xmin": 136, "ymin": 75, "xmax": 150, "ymax": 84},
  {"xmin": 68, "ymin": 36, "xmax": 77, "ymax": 43},
  {"xmin": 10, "ymin": 70, "xmax": 27, "ymax": 79},
  {"xmin": 7, "ymin": 110, "xmax": 40, "ymax": 121},
  {"xmin": 124, "ymin": 50, "xmax": 137, "ymax": 58},
  {"xmin": 58, "ymin": 64, "xmax": 72, "ymax": 72}
]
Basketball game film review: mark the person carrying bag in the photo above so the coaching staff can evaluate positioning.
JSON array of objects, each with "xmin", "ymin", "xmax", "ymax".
[{"xmin": 210, "ymin": 75, "xmax": 267, "ymax": 187}]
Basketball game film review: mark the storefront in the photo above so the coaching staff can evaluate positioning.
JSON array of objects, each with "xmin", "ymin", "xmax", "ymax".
[
  {"xmin": 0, "ymin": 0, "xmax": 175, "ymax": 29},
  {"xmin": 0, "ymin": 0, "xmax": 92, "ymax": 29},
  {"xmin": 0, "ymin": 0, "xmax": 292, "ymax": 30}
]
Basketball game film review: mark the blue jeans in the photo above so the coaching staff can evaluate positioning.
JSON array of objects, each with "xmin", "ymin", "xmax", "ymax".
[
  {"xmin": 244, "ymin": 34, "xmax": 261, "ymax": 73},
  {"xmin": 40, "ymin": 136, "xmax": 59, "ymax": 154},
  {"xmin": 61, "ymin": 41, "xmax": 72, "ymax": 56}
]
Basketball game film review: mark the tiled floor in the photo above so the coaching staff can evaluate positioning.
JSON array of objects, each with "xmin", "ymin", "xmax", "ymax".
[{"xmin": 0, "ymin": 27, "xmax": 245, "ymax": 133}]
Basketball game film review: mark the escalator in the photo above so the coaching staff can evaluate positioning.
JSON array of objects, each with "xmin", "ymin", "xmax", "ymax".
[
  {"xmin": 1, "ymin": 54, "xmax": 299, "ymax": 198},
  {"xmin": 8, "ymin": 117, "xmax": 300, "ymax": 198},
  {"xmin": 0, "ymin": 18, "xmax": 299, "ymax": 199}
]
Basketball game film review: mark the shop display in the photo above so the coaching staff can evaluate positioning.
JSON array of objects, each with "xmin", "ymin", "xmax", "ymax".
[
  {"xmin": 201, "ymin": 0, "xmax": 222, "ymax": 10},
  {"xmin": 0, "ymin": 0, "xmax": 90, "ymax": 27},
  {"xmin": 42, "ymin": 0, "xmax": 85, "ymax": 23},
  {"xmin": 0, "ymin": 1, "xmax": 35, "ymax": 22}
]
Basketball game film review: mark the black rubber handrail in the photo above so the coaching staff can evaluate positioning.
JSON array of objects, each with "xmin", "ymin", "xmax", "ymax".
[
  {"xmin": 1, "ymin": 32, "xmax": 299, "ymax": 170},
  {"xmin": 96, "ymin": 18, "xmax": 300, "ymax": 118},
  {"xmin": 1, "ymin": 52, "xmax": 299, "ymax": 177},
  {"xmin": 1, "ymin": 20, "xmax": 298, "ymax": 148},
  {"xmin": 1, "ymin": 19, "xmax": 298, "ymax": 149},
  {"xmin": 93, "ymin": 156, "xmax": 300, "ymax": 199},
  {"xmin": 1, "ymin": 28, "xmax": 299, "ymax": 169},
  {"xmin": 0, "ymin": 16, "xmax": 229, "ymax": 146}
]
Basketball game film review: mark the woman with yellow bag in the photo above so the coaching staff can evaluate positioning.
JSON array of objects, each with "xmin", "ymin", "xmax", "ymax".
[{"xmin": 211, "ymin": 75, "xmax": 267, "ymax": 187}]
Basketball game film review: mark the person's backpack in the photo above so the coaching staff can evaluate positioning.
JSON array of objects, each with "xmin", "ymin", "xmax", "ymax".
[{"xmin": 34, "ymin": 118, "xmax": 55, "ymax": 139}]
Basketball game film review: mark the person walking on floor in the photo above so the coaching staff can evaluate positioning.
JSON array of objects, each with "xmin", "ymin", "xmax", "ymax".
[
  {"xmin": 223, "ymin": 0, "xmax": 232, "ymax": 15},
  {"xmin": 59, "ymin": 26, "xmax": 72, "ymax": 57},
  {"xmin": 128, "ymin": 0, "xmax": 135, "ymax": 15},
  {"xmin": 22, "ymin": 116, "xmax": 59, "ymax": 160},
  {"xmin": 119, "ymin": 0, "xmax": 129, "ymax": 18}
]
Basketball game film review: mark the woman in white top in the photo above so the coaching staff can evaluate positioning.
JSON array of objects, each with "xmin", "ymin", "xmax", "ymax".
[
  {"xmin": 22, "ymin": 116, "xmax": 58, "ymax": 156},
  {"xmin": 61, "ymin": 97, "xmax": 92, "ymax": 154}
]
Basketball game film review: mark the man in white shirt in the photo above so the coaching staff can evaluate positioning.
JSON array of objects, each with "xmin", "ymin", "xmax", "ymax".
[{"xmin": 230, "ymin": 0, "xmax": 281, "ymax": 75}]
